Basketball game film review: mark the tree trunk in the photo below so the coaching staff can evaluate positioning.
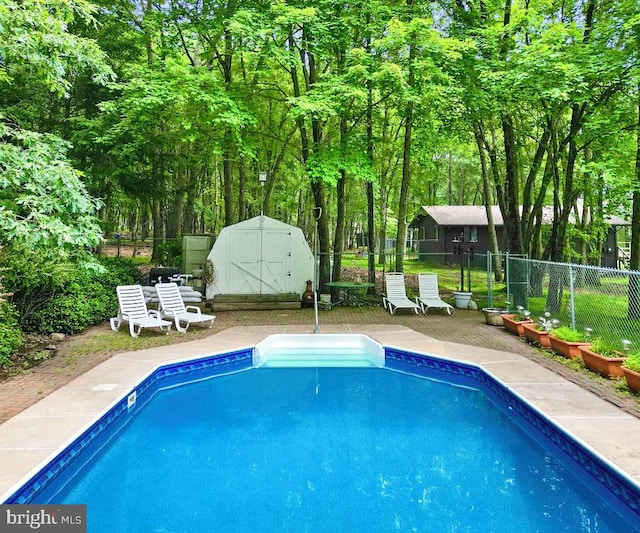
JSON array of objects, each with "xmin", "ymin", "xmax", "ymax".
[
  {"xmin": 365, "ymin": 11, "xmax": 376, "ymax": 288},
  {"xmin": 166, "ymin": 158, "xmax": 184, "ymax": 239},
  {"xmin": 333, "ymin": 168, "xmax": 346, "ymax": 283},
  {"xmin": 150, "ymin": 198, "xmax": 163, "ymax": 263},
  {"xmin": 238, "ymin": 157, "xmax": 246, "ymax": 221},
  {"xmin": 222, "ymin": 135, "xmax": 234, "ymax": 226},
  {"xmin": 474, "ymin": 121, "xmax": 503, "ymax": 281},
  {"xmin": 221, "ymin": 28, "xmax": 235, "ymax": 227},
  {"xmin": 501, "ymin": 115, "xmax": 522, "ymax": 254},
  {"xmin": 395, "ymin": 1, "xmax": 416, "ymax": 272},
  {"xmin": 288, "ymin": 29, "xmax": 330, "ymax": 290}
]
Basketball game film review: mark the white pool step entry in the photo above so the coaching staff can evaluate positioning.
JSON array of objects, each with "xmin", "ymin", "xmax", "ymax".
[{"xmin": 253, "ymin": 334, "xmax": 385, "ymax": 368}]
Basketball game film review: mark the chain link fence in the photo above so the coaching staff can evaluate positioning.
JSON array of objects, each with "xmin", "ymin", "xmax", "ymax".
[
  {"xmin": 506, "ymin": 256, "xmax": 640, "ymax": 348},
  {"xmin": 316, "ymin": 251, "xmax": 504, "ymax": 307}
]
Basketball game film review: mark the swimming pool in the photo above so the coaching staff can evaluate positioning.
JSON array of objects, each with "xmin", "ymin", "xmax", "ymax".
[{"xmin": 4, "ymin": 336, "xmax": 640, "ymax": 531}]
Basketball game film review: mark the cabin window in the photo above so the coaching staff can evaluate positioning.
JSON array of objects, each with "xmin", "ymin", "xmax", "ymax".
[{"xmin": 465, "ymin": 226, "xmax": 478, "ymax": 242}]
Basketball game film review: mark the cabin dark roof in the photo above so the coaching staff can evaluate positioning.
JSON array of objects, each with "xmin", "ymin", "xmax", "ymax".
[{"xmin": 416, "ymin": 205, "xmax": 630, "ymax": 227}]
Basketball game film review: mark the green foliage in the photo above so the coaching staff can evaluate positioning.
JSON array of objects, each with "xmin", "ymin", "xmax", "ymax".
[
  {"xmin": 510, "ymin": 306, "xmax": 531, "ymax": 322},
  {"xmin": 5, "ymin": 254, "xmax": 141, "ymax": 335},
  {"xmin": 0, "ymin": 0, "xmax": 113, "ymax": 267},
  {"xmin": 623, "ymin": 353, "xmax": 640, "ymax": 373},
  {"xmin": 0, "ymin": 302, "xmax": 22, "ymax": 365},
  {"xmin": 587, "ymin": 338, "xmax": 622, "ymax": 358},
  {"xmin": 0, "ymin": 125, "xmax": 103, "ymax": 259},
  {"xmin": 155, "ymin": 240, "xmax": 182, "ymax": 268},
  {"xmin": 0, "ymin": 0, "xmax": 114, "ymax": 95},
  {"xmin": 550, "ymin": 326, "xmax": 587, "ymax": 343}
]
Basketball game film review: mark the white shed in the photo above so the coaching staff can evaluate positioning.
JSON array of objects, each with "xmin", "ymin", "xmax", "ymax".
[{"xmin": 205, "ymin": 215, "xmax": 314, "ymax": 299}]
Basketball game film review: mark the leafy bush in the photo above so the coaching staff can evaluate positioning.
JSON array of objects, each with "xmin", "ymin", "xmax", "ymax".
[
  {"xmin": 549, "ymin": 326, "xmax": 587, "ymax": 342},
  {"xmin": 0, "ymin": 302, "xmax": 22, "ymax": 365},
  {"xmin": 4, "ymin": 254, "xmax": 142, "ymax": 335},
  {"xmin": 623, "ymin": 353, "xmax": 640, "ymax": 373},
  {"xmin": 155, "ymin": 240, "xmax": 182, "ymax": 268}
]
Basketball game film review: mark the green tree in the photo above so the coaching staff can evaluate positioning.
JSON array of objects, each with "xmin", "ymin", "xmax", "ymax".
[{"xmin": 0, "ymin": 0, "xmax": 113, "ymax": 260}]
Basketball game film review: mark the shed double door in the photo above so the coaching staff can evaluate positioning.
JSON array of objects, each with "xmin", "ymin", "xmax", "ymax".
[{"xmin": 231, "ymin": 229, "xmax": 292, "ymax": 294}]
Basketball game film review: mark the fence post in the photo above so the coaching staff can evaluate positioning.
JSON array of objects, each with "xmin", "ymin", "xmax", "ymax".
[
  {"xmin": 487, "ymin": 252, "xmax": 493, "ymax": 307},
  {"xmin": 569, "ymin": 264, "xmax": 576, "ymax": 330},
  {"xmin": 505, "ymin": 252, "xmax": 510, "ymax": 308}
]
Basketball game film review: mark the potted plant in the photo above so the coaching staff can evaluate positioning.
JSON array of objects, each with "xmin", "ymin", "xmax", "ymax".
[
  {"xmin": 622, "ymin": 351, "xmax": 640, "ymax": 393},
  {"xmin": 501, "ymin": 307, "xmax": 533, "ymax": 337},
  {"xmin": 578, "ymin": 337, "xmax": 626, "ymax": 379},
  {"xmin": 521, "ymin": 312, "xmax": 554, "ymax": 349},
  {"xmin": 522, "ymin": 322, "xmax": 552, "ymax": 349},
  {"xmin": 548, "ymin": 326, "xmax": 590, "ymax": 359}
]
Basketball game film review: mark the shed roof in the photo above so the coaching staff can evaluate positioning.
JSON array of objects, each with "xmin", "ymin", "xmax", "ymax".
[{"xmin": 417, "ymin": 205, "xmax": 630, "ymax": 227}]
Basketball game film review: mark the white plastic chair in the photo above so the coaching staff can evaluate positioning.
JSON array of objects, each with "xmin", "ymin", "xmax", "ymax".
[
  {"xmin": 156, "ymin": 282, "xmax": 216, "ymax": 333},
  {"xmin": 382, "ymin": 272, "xmax": 421, "ymax": 315},
  {"xmin": 415, "ymin": 273, "xmax": 453, "ymax": 315},
  {"xmin": 110, "ymin": 285, "xmax": 172, "ymax": 337}
]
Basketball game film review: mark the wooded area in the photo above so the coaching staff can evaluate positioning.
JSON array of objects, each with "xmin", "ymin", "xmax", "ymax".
[{"xmin": 2, "ymin": 0, "xmax": 640, "ymax": 288}]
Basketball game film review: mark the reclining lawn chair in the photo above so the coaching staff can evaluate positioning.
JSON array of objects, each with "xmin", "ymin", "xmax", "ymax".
[
  {"xmin": 156, "ymin": 282, "xmax": 216, "ymax": 333},
  {"xmin": 415, "ymin": 273, "xmax": 453, "ymax": 315},
  {"xmin": 110, "ymin": 285, "xmax": 172, "ymax": 337},
  {"xmin": 382, "ymin": 272, "xmax": 421, "ymax": 315}
]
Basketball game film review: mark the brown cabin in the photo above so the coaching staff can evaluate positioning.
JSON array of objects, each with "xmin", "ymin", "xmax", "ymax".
[{"xmin": 409, "ymin": 205, "xmax": 630, "ymax": 268}]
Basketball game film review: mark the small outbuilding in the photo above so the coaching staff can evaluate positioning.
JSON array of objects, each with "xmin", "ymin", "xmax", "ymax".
[
  {"xmin": 409, "ymin": 205, "xmax": 630, "ymax": 268},
  {"xmin": 205, "ymin": 215, "xmax": 314, "ymax": 300}
]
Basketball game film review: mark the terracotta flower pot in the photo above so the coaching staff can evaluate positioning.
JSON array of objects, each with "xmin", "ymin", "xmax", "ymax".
[
  {"xmin": 522, "ymin": 323, "xmax": 551, "ymax": 349},
  {"xmin": 501, "ymin": 314, "xmax": 533, "ymax": 337},
  {"xmin": 579, "ymin": 346, "xmax": 625, "ymax": 379},
  {"xmin": 549, "ymin": 336, "xmax": 590, "ymax": 359},
  {"xmin": 622, "ymin": 366, "xmax": 640, "ymax": 393}
]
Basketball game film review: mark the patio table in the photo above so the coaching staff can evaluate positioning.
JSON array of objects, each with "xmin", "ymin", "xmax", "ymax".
[{"xmin": 325, "ymin": 281, "xmax": 375, "ymax": 308}]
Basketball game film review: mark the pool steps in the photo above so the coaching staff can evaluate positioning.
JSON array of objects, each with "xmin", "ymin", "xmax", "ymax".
[{"xmin": 253, "ymin": 334, "xmax": 385, "ymax": 368}]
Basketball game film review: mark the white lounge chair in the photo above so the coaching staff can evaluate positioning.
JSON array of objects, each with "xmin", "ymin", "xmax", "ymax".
[
  {"xmin": 382, "ymin": 272, "xmax": 421, "ymax": 315},
  {"xmin": 110, "ymin": 285, "xmax": 172, "ymax": 337},
  {"xmin": 156, "ymin": 282, "xmax": 216, "ymax": 333},
  {"xmin": 415, "ymin": 273, "xmax": 454, "ymax": 315}
]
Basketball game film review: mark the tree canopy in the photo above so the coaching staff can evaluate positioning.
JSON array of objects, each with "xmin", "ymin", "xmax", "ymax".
[
  {"xmin": 2, "ymin": 0, "xmax": 640, "ymax": 275},
  {"xmin": 0, "ymin": 0, "xmax": 113, "ymax": 261}
]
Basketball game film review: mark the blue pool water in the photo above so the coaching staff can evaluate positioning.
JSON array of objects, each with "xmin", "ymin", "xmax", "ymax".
[{"xmin": 36, "ymin": 366, "xmax": 638, "ymax": 532}]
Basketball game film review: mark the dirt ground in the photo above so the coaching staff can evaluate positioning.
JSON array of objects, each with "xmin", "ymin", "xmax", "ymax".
[{"xmin": 99, "ymin": 242, "xmax": 153, "ymax": 258}]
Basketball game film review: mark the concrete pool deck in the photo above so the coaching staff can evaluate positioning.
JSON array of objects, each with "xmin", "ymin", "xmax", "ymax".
[{"xmin": 1, "ymin": 323, "xmax": 640, "ymax": 501}]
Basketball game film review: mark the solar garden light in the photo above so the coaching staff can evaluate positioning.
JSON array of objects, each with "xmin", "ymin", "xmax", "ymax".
[
  {"xmin": 258, "ymin": 171, "xmax": 267, "ymax": 215},
  {"xmin": 505, "ymin": 300, "xmax": 511, "ymax": 312},
  {"xmin": 622, "ymin": 339, "xmax": 632, "ymax": 355},
  {"xmin": 523, "ymin": 310, "xmax": 531, "ymax": 319},
  {"xmin": 584, "ymin": 327, "xmax": 593, "ymax": 340},
  {"xmin": 538, "ymin": 312, "xmax": 552, "ymax": 332},
  {"xmin": 550, "ymin": 318, "xmax": 560, "ymax": 329}
]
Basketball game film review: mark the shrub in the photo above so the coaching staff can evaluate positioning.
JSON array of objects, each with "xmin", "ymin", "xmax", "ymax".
[
  {"xmin": 623, "ymin": 353, "xmax": 640, "ymax": 373},
  {"xmin": 5, "ymin": 254, "xmax": 142, "ymax": 335},
  {"xmin": 155, "ymin": 240, "xmax": 182, "ymax": 268},
  {"xmin": 0, "ymin": 302, "xmax": 22, "ymax": 365}
]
